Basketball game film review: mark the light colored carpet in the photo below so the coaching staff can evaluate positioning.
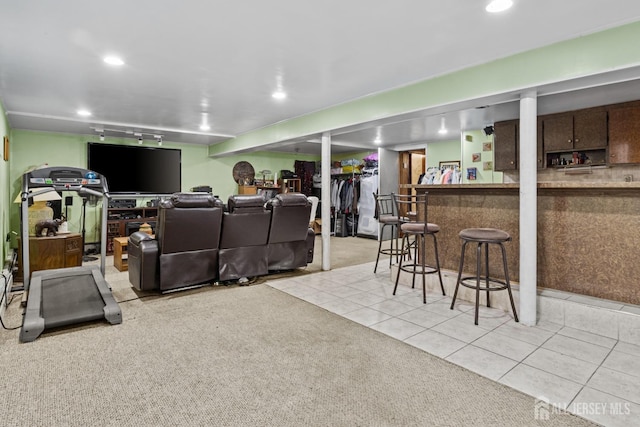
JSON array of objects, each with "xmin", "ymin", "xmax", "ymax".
[
  {"xmin": 0, "ymin": 242, "xmax": 594, "ymax": 426},
  {"xmin": 307, "ymin": 235, "xmax": 380, "ymax": 272}
]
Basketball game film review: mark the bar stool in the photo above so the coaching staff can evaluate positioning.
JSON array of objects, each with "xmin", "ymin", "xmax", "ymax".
[
  {"xmin": 450, "ymin": 228, "xmax": 519, "ymax": 325},
  {"xmin": 392, "ymin": 192, "xmax": 445, "ymax": 303},
  {"xmin": 373, "ymin": 193, "xmax": 403, "ymax": 273}
]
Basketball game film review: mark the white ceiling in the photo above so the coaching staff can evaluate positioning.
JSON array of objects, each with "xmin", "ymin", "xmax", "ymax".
[{"xmin": 2, "ymin": 1, "xmax": 640, "ymax": 155}]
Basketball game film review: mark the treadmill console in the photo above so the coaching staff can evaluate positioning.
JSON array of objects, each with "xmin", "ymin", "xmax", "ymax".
[{"xmin": 26, "ymin": 167, "xmax": 106, "ymax": 190}]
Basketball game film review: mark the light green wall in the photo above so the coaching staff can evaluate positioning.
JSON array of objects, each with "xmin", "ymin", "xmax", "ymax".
[
  {"xmin": 8, "ymin": 130, "xmax": 318, "ymax": 247},
  {"xmin": 209, "ymin": 20, "xmax": 640, "ymax": 156},
  {"xmin": 332, "ymin": 151, "xmax": 376, "ymax": 164},
  {"xmin": 1, "ymin": 100, "xmax": 10, "ymax": 264},
  {"xmin": 461, "ymin": 130, "xmax": 503, "ymax": 184},
  {"xmin": 426, "ymin": 139, "xmax": 460, "ymax": 169}
]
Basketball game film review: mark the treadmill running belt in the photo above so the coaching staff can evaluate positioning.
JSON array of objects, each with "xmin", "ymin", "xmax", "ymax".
[
  {"xmin": 20, "ymin": 265, "xmax": 122, "ymax": 342},
  {"xmin": 41, "ymin": 274, "xmax": 106, "ymax": 328}
]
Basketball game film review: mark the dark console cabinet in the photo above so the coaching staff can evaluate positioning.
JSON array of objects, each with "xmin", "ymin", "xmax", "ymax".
[{"xmin": 106, "ymin": 207, "xmax": 158, "ymax": 254}]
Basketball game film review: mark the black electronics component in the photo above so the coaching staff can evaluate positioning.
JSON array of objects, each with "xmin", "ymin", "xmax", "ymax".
[
  {"xmin": 108, "ymin": 199, "xmax": 137, "ymax": 208},
  {"xmin": 191, "ymin": 185, "xmax": 212, "ymax": 193}
]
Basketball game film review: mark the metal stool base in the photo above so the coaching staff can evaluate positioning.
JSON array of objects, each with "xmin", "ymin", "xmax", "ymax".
[{"xmin": 450, "ymin": 236, "xmax": 519, "ymax": 325}]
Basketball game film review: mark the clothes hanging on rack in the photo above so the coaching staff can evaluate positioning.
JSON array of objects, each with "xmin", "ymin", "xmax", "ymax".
[
  {"xmin": 419, "ymin": 166, "xmax": 461, "ymax": 185},
  {"xmin": 357, "ymin": 169, "xmax": 378, "ymax": 237},
  {"xmin": 330, "ymin": 174, "xmax": 361, "ymax": 236}
]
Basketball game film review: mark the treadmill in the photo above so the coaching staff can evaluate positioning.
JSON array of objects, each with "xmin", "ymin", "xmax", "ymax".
[{"xmin": 19, "ymin": 166, "xmax": 122, "ymax": 343}]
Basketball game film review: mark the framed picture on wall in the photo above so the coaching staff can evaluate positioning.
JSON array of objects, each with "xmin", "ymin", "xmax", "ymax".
[
  {"xmin": 467, "ymin": 167, "xmax": 477, "ymax": 180},
  {"xmin": 483, "ymin": 142, "xmax": 492, "ymax": 151},
  {"xmin": 472, "ymin": 153, "xmax": 481, "ymax": 162},
  {"xmin": 439, "ymin": 160, "xmax": 460, "ymax": 170},
  {"xmin": 3, "ymin": 136, "xmax": 8, "ymax": 161}
]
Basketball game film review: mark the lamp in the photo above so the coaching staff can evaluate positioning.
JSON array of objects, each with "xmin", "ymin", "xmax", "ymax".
[
  {"xmin": 14, "ymin": 189, "xmax": 62, "ymax": 204},
  {"xmin": 15, "ymin": 189, "xmax": 63, "ymax": 237}
]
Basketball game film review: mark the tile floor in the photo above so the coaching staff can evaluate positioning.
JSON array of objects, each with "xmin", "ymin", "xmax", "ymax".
[{"xmin": 266, "ymin": 261, "xmax": 640, "ymax": 427}]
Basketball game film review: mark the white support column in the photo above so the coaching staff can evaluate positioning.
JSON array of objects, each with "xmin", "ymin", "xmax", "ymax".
[
  {"xmin": 321, "ymin": 132, "xmax": 332, "ymax": 271},
  {"xmin": 519, "ymin": 90, "xmax": 537, "ymax": 326}
]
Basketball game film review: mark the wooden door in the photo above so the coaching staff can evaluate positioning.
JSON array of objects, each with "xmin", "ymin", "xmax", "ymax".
[{"xmin": 609, "ymin": 106, "xmax": 640, "ymax": 164}]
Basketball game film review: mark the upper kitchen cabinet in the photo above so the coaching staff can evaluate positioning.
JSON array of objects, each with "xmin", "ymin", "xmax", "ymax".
[
  {"xmin": 542, "ymin": 108, "xmax": 608, "ymax": 167},
  {"xmin": 494, "ymin": 120, "xmax": 518, "ymax": 171},
  {"xmin": 542, "ymin": 109, "xmax": 608, "ymax": 152},
  {"xmin": 609, "ymin": 105, "xmax": 640, "ymax": 164},
  {"xmin": 493, "ymin": 118, "xmax": 544, "ymax": 171}
]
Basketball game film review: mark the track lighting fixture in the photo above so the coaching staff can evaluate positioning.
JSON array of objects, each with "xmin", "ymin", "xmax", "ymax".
[{"xmin": 91, "ymin": 127, "xmax": 170, "ymax": 145}]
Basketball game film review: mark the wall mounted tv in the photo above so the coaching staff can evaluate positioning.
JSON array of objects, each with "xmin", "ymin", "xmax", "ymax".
[{"xmin": 87, "ymin": 142, "xmax": 182, "ymax": 194}]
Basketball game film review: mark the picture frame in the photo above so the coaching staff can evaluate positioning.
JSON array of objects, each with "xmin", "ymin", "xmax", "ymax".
[
  {"xmin": 472, "ymin": 153, "xmax": 481, "ymax": 162},
  {"xmin": 439, "ymin": 160, "xmax": 460, "ymax": 170},
  {"xmin": 3, "ymin": 136, "xmax": 8, "ymax": 161},
  {"xmin": 482, "ymin": 142, "xmax": 492, "ymax": 152},
  {"xmin": 483, "ymin": 161, "xmax": 493, "ymax": 171},
  {"xmin": 467, "ymin": 167, "xmax": 477, "ymax": 181}
]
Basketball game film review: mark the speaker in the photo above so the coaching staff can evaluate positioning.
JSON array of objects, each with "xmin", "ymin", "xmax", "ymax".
[{"xmin": 65, "ymin": 196, "xmax": 73, "ymax": 206}]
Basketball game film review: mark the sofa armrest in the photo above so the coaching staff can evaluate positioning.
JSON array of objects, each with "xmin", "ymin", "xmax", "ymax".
[
  {"xmin": 129, "ymin": 231, "xmax": 155, "ymax": 245},
  {"xmin": 128, "ymin": 232, "xmax": 159, "ymax": 291},
  {"xmin": 306, "ymin": 228, "xmax": 315, "ymax": 263}
]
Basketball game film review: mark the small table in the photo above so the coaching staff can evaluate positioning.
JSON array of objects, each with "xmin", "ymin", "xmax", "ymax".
[{"xmin": 113, "ymin": 237, "xmax": 129, "ymax": 272}]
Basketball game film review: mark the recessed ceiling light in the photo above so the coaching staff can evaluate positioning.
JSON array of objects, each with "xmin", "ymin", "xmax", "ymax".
[
  {"xmin": 77, "ymin": 109, "xmax": 91, "ymax": 117},
  {"xmin": 486, "ymin": 0, "xmax": 513, "ymax": 13},
  {"xmin": 103, "ymin": 56, "xmax": 124, "ymax": 66},
  {"xmin": 272, "ymin": 90, "xmax": 287, "ymax": 100},
  {"xmin": 199, "ymin": 124, "xmax": 211, "ymax": 131}
]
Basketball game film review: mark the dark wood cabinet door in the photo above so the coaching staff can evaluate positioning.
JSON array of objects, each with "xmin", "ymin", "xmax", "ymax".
[
  {"xmin": 494, "ymin": 120, "xmax": 518, "ymax": 171},
  {"xmin": 542, "ymin": 114, "xmax": 574, "ymax": 151},
  {"xmin": 574, "ymin": 110, "xmax": 607, "ymax": 149},
  {"xmin": 609, "ymin": 106, "xmax": 640, "ymax": 164},
  {"xmin": 537, "ymin": 118, "xmax": 545, "ymax": 169}
]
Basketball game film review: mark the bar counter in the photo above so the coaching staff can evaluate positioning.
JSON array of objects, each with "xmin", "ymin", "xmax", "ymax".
[{"xmin": 401, "ymin": 182, "xmax": 640, "ymax": 305}]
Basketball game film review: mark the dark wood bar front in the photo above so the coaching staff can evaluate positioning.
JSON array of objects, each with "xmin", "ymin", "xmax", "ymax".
[{"xmin": 403, "ymin": 183, "xmax": 640, "ymax": 305}]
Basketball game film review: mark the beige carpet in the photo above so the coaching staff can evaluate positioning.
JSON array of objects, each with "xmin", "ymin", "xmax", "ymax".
[
  {"xmin": 307, "ymin": 235, "xmax": 380, "ymax": 272},
  {"xmin": 0, "ymin": 256, "xmax": 594, "ymax": 427}
]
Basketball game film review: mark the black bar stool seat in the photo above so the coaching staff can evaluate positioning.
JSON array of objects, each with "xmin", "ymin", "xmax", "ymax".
[{"xmin": 450, "ymin": 227, "xmax": 519, "ymax": 325}]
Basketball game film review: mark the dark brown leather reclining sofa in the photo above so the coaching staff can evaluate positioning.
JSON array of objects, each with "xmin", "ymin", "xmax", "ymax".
[{"xmin": 128, "ymin": 192, "xmax": 315, "ymax": 292}]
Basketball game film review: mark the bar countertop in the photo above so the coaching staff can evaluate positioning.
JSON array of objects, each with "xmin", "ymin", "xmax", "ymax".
[{"xmin": 402, "ymin": 181, "xmax": 640, "ymax": 194}]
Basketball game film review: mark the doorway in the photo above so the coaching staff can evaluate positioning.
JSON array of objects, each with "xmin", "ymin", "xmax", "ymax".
[{"xmin": 399, "ymin": 149, "xmax": 425, "ymax": 195}]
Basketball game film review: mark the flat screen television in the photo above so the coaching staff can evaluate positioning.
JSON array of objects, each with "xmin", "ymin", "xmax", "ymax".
[{"xmin": 87, "ymin": 142, "xmax": 182, "ymax": 194}]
